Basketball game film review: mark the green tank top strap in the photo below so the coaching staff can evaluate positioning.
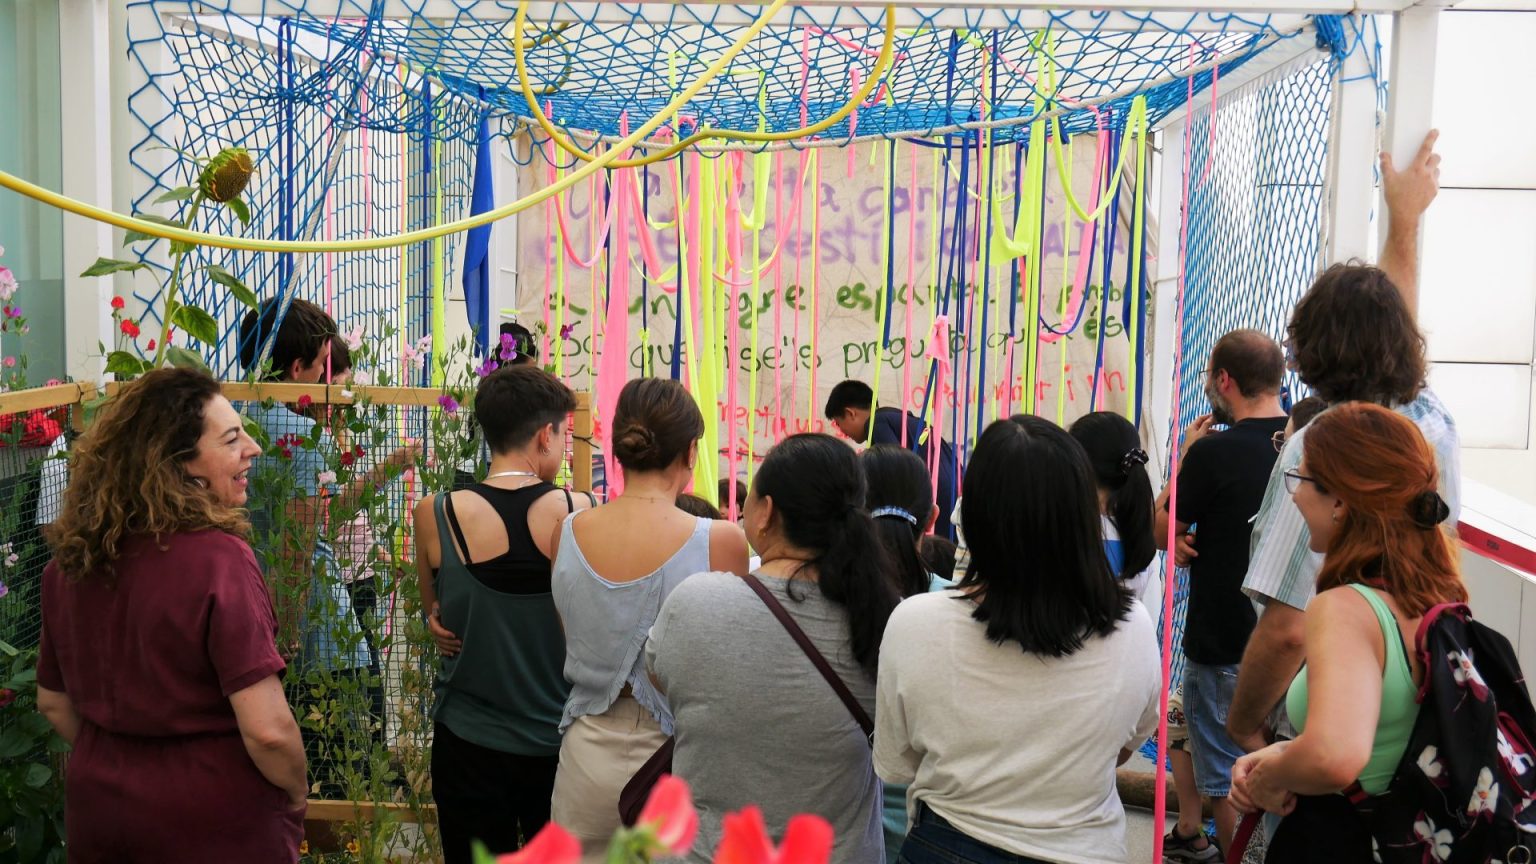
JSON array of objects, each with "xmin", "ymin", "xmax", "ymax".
[{"xmin": 1348, "ymin": 583, "xmax": 1413, "ymax": 684}]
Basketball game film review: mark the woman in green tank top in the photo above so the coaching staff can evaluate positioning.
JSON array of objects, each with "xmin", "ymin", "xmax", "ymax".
[{"xmin": 1229, "ymin": 404, "xmax": 1465, "ymax": 834}]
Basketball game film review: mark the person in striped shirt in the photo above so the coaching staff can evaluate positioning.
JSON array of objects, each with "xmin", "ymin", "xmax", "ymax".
[{"xmin": 1225, "ymin": 131, "xmax": 1460, "ymax": 754}]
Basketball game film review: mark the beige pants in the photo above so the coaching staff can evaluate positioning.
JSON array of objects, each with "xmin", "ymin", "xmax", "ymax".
[{"xmin": 551, "ymin": 696, "xmax": 669, "ymax": 864}]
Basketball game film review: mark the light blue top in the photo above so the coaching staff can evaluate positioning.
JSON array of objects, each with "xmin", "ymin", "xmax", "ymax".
[
  {"xmin": 244, "ymin": 400, "xmax": 370, "ymax": 673},
  {"xmin": 551, "ymin": 513, "xmax": 712, "ymax": 735}
]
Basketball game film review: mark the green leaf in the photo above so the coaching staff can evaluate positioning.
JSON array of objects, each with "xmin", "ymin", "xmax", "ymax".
[
  {"xmin": 225, "ymin": 196, "xmax": 251, "ymax": 227},
  {"xmin": 80, "ymin": 258, "xmax": 148, "ymax": 278},
  {"xmin": 46, "ymin": 735, "xmax": 70, "ymax": 754},
  {"xmin": 123, "ymin": 213, "xmax": 184, "ymax": 247},
  {"xmin": 24, "ymin": 762, "xmax": 51, "ymax": 788},
  {"xmin": 0, "ymin": 728, "xmax": 31, "ymax": 759},
  {"xmin": 153, "ymin": 185, "xmax": 198, "ymax": 204},
  {"xmin": 104, "ymin": 351, "xmax": 148, "ymax": 377},
  {"xmin": 204, "ymin": 264, "xmax": 258, "ymax": 308},
  {"xmin": 165, "ymin": 345, "xmax": 209, "ymax": 372},
  {"xmin": 170, "ymin": 304, "xmax": 219, "ymax": 345}
]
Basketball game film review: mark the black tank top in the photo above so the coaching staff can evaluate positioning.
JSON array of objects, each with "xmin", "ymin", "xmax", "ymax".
[{"xmin": 442, "ymin": 482, "xmax": 568, "ymax": 594}]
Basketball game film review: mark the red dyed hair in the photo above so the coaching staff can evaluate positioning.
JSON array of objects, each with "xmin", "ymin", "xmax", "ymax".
[{"xmin": 1303, "ymin": 402, "xmax": 1465, "ymax": 617}]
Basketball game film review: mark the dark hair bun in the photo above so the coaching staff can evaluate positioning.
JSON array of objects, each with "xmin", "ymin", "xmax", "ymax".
[{"xmin": 613, "ymin": 424, "xmax": 660, "ymax": 465}]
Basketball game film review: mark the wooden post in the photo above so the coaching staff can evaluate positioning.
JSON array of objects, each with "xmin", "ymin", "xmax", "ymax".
[{"xmin": 572, "ymin": 390, "xmax": 593, "ymax": 494}]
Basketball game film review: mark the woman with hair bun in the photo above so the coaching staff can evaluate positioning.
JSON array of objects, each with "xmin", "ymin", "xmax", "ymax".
[
  {"xmin": 1230, "ymin": 403, "xmax": 1467, "ymax": 856},
  {"xmin": 549, "ymin": 377, "xmax": 749, "ymax": 861}
]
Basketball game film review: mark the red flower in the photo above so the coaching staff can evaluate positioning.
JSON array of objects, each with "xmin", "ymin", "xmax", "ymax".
[
  {"xmin": 146, "ymin": 339, "xmax": 157, "ymax": 352},
  {"xmin": 297, "ymin": 394, "xmax": 313, "ymax": 411},
  {"xmin": 637, "ymin": 775, "xmax": 699, "ymax": 856},
  {"xmin": 120, "ymin": 320, "xmax": 141, "ymax": 339},
  {"xmin": 495, "ymin": 822, "xmax": 580, "ymax": 864},
  {"xmin": 353, "ymin": 445, "xmax": 366, "ymax": 458},
  {"xmin": 0, "ymin": 689, "xmax": 15, "ymax": 709},
  {"xmin": 110, "ymin": 296, "xmax": 125, "ymax": 310},
  {"xmin": 339, "ymin": 451, "xmax": 355, "ymax": 468},
  {"xmin": 714, "ymin": 807, "xmax": 833, "ymax": 864}
]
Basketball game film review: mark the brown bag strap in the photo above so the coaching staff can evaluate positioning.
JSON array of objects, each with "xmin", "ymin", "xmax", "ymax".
[{"xmin": 741, "ymin": 573, "xmax": 874, "ymax": 742}]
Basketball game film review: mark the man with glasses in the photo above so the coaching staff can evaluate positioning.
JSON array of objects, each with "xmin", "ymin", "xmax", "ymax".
[
  {"xmin": 1151, "ymin": 329, "xmax": 1288, "ymax": 860},
  {"xmin": 1226, "ymin": 132, "xmax": 1461, "ymax": 760}
]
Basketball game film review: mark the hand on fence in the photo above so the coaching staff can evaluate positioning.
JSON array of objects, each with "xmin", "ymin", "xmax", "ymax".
[
  {"xmin": 1381, "ymin": 129, "xmax": 1441, "ymax": 224},
  {"xmin": 429, "ymin": 604, "xmax": 462, "ymax": 656},
  {"xmin": 386, "ymin": 440, "xmax": 424, "ymax": 470}
]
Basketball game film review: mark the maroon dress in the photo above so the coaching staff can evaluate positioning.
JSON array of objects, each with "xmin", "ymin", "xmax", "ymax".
[{"xmin": 37, "ymin": 530, "xmax": 301, "ymax": 863}]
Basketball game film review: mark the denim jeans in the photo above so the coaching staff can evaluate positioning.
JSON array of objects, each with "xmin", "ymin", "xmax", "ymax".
[{"xmin": 896, "ymin": 803, "xmax": 1054, "ymax": 864}]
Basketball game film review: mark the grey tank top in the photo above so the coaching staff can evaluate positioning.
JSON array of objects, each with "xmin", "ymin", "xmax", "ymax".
[{"xmin": 550, "ymin": 513, "xmax": 712, "ymax": 735}]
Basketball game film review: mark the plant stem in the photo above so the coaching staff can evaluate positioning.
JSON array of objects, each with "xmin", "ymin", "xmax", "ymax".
[{"xmin": 152, "ymin": 195, "xmax": 203, "ymax": 368}]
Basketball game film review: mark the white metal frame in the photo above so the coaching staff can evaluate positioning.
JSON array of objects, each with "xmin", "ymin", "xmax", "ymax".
[{"xmin": 53, "ymin": 1, "xmax": 1454, "ymax": 402}]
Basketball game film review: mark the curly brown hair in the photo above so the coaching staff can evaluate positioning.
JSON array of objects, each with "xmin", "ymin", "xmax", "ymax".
[
  {"xmin": 1288, "ymin": 263, "xmax": 1427, "ymax": 405},
  {"xmin": 45, "ymin": 367, "xmax": 250, "ymax": 581}
]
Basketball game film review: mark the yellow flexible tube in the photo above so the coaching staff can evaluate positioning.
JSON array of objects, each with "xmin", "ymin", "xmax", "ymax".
[
  {"xmin": 0, "ymin": 0, "xmax": 791, "ymax": 254},
  {"xmin": 516, "ymin": 7, "xmax": 898, "ymax": 169}
]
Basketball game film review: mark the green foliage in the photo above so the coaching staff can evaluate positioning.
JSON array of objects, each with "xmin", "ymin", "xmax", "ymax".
[{"xmin": 0, "ymin": 651, "xmax": 67, "ymax": 864}]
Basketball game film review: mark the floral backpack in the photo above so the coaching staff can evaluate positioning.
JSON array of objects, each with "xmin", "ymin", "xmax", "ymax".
[
  {"xmin": 1239, "ymin": 601, "xmax": 1536, "ymax": 864},
  {"xmin": 1351, "ymin": 602, "xmax": 1536, "ymax": 863}
]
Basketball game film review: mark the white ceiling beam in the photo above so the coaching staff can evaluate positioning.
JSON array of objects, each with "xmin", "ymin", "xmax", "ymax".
[{"xmin": 200, "ymin": 1, "xmax": 1374, "ymax": 31}]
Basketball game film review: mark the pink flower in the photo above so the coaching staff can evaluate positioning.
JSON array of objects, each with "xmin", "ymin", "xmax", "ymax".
[
  {"xmin": 559, "ymin": 323, "xmax": 576, "ymax": 340},
  {"xmin": 498, "ymin": 332, "xmax": 519, "ymax": 362},
  {"xmin": 316, "ymin": 470, "xmax": 337, "ymax": 487},
  {"xmin": 1, "ymin": 357, "xmax": 13, "ymax": 369},
  {"xmin": 344, "ymin": 326, "xmax": 364, "ymax": 351},
  {"xmin": 476, "ymin": 357, "xmax": 499, "ymax": 377},
  {"xmin": 495, "ymin": 823, "xmax": 580, "ymax": 864},
  {"xmin": 713, "ymin": 807, "xmax": 833, "ymax": 864},
  {"xmin": 0, "ymin": 266, "xmax": 16, "ymax": 303},
  {"xmin": 438, "ymin": 394, "xmax": 459, "ymax": 415},
  {"xmin": 637, "ymin": 775, "xmax": 699, "ymax": 856}
]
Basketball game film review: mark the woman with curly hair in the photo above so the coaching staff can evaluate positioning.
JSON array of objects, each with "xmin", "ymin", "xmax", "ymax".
[{"xmin": 36, "ymin": 367, "xmax": 306, "ymax": 862}]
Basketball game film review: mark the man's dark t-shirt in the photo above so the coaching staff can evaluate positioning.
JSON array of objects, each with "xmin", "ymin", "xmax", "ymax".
[
  {"xmin": 1173, "ymin": 415, "xmax": 1288, "ymax": 665},
  {"xmin": 870, "ymin": 407, "xmax": 957, "ymax": 540}
]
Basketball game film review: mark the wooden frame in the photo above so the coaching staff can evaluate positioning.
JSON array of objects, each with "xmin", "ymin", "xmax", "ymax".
[{"xmin": 0, "ymin": 381, "xmax": 595, "ymax": 494}]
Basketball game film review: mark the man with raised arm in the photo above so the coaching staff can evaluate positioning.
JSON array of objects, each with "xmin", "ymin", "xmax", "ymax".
[{"xmin": 1225, "ymin": 131, "xmax": 1460, "ymax": 753}]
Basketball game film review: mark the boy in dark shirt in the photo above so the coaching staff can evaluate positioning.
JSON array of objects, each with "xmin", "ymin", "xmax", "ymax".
[{"xmin": 824, "ymin": 380, "xmax": 957, "ymax": 539}]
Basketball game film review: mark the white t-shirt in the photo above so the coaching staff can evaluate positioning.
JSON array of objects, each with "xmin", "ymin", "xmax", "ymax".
[{"xmin": 874, "ymin": 591, "xmax": 1161, "ymax": 864}]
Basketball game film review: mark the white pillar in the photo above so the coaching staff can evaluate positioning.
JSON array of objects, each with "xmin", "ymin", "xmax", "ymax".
[
  {"xmin": 57, "ymin": 0, "xmax": 114, "ymax": 383},
  {"xmin": 1379, "ymin": 5, "xmax": 1439, "ymax": 302},
  {"xmin": 1323, "ymin": 13, "xmax": 1383, "ymax": 266}
]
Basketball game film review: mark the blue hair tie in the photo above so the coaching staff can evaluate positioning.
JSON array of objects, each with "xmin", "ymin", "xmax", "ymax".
[{"xmin": 871, "ymin": 506, "xmax": 918, "ymax": 526}]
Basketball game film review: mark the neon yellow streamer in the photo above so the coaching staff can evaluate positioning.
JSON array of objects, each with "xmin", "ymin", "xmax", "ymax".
[
  {"xmin": 518, "ymin": 6, "xmax": 896, "ymax": 170},
  {"xmin": 1126, "ymin": 104, "xmax": 1147, "ymax": 422},
  {"xmin": 0, "ymin": 0, "xmax": 803, "ymax": 255}
]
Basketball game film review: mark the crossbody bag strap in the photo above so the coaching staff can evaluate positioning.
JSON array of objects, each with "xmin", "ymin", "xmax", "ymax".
[{"xmin": 741, "ymin": 573, "xmax": 874, "ymax": 741}]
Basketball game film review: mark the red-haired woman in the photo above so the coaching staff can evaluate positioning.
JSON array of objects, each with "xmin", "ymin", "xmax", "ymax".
[{"xmin": 1229, "ymin": 402, "xmax": 1465, "ymax": 858}]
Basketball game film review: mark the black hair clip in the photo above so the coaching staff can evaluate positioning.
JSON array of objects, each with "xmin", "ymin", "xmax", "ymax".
[
  {"xmin": 1120, "ymin": 448, "xmax": 1150, "ymax": 475},
  {"xmin": 1409, "ymin": 490, "xmax": 1450, "ymax": 530}
]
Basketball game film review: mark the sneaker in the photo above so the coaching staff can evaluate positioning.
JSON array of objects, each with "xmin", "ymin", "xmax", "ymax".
[{"xmin": 1163, "ymin": 827, "xmax": 1220, "ymax": 863}]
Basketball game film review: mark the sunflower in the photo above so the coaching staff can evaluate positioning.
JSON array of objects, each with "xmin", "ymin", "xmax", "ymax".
[{"xmin": 198, "ymin": 147, "xmax": 255, "ymax": 203}]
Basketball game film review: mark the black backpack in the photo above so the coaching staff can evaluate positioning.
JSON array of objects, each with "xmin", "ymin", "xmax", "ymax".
[{"xmin": 1253, "ymin": 602, "xmax": 1536, "ymax": 864}]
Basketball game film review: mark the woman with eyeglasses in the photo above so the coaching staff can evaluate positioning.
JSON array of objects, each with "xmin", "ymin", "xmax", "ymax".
[{"xmin": 1229, "ymin": 403, "xmax": 1466, "ymax": 858}]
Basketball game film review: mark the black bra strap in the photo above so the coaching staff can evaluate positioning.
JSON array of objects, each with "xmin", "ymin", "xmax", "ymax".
[
  {"xmin": 442, "ymin": 493, "xmax": 473, "ymax": 565},
  {"xmin": 563, "ymin": 488, "xmax": 573, "ymax": 513}
]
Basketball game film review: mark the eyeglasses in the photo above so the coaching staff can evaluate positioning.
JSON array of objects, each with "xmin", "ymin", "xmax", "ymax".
[
  {"xmin": 1271, "ymin": 430, "xmax": 1287, "ymax": 453},
  {"xmin": 1283, "ymin": 469, "xmax": 1319, "ymax": 495}
]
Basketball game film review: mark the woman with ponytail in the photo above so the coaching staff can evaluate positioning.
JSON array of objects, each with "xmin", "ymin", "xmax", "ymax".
[
  {"xmin": 862, "ymin": 445, "xmax": 953, "ymax": 863},
  {"xmin": 647, "ymin": 434, "xmax": 899, "ymax": 863},
  {"xmin": 1069, "ymin": 412, "xmax": 1160, "ymax": 604},
  {"xmin": 874, "ymin": 415, "xmax": 1159, "ymax": 864},
  {"xmin": 1230, "ymin": 403, "xmax": 1466, "ymax": 857}
]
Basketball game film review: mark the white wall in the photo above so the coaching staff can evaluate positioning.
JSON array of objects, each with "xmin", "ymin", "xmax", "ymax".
[{"xmin": 1420, "ymin": 10, "xmax": 1536, "ymax": 506}]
